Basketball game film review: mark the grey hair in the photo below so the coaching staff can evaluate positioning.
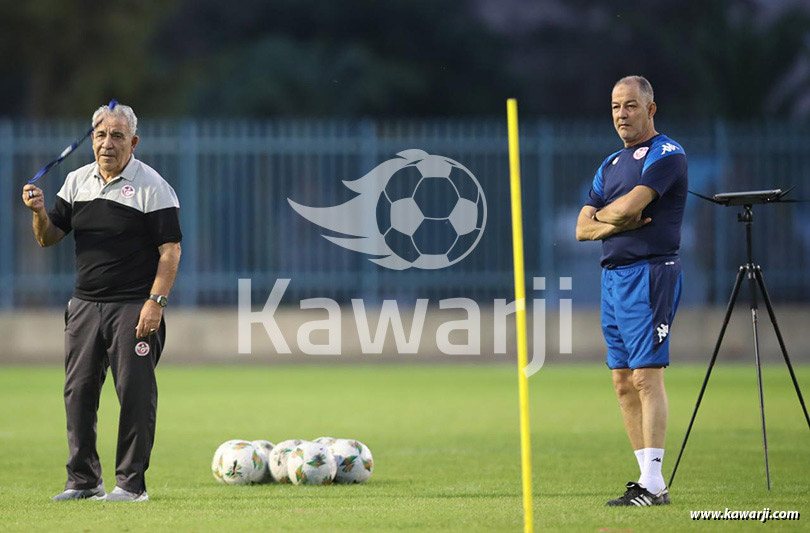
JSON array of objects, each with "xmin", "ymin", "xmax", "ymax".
[
  {"xmin": 614, "ymin": 75, "xmax": 654, "ymax": 105},
  {"xmin": 91, "ymin": 103, "xmax": 138, "ymax": 136}
]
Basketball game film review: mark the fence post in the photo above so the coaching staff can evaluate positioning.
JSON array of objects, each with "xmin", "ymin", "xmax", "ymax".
[
  {"xmin": 537, "ymin": 120, "xmax": 555, "ymax": 298},
  {"xmin": 0, "ymin": 120, "xmax": 14, "ymax": 309},
  {"xmin": 358, "ymin": 119, "xmax": 380, "ymax": 301},
  {"xmin": 179, "ymin": 121, "xmax": 199, "ymax": 306},
  {"xmin": 713, "ymin": 119, "xmax": 729, "ymax": 305}
]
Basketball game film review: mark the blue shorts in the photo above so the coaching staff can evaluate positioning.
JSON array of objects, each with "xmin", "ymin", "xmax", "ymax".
[{"xmin": 601, "ymin": 258, "xmax": 683, "ymax": 370}]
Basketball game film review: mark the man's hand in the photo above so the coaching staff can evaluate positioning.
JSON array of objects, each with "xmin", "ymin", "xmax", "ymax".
[
  {"xmin": 22, "ymin": 185, "xmax": 45, "ymax": 212},
  {"xmin": 137, "ymin": 242, "xmax": 180, "ymax": 338},
  {"xmin": 136, "ymin": 300, "xmax": 163, "ymax": 338},
  {"xmin": 615, "ymin": 213, "xmax": 652, "ymax": 232},
  {"xmin": 576, "ymin": 206, "xmax": 651, "ymax": 241},
  {"xmin": 593, "ymin": 185, "xmax": 657, "ymax": 225},
  {"xmin": 23, "ymin": 185, "xmax": 65, "ymax": 247}
]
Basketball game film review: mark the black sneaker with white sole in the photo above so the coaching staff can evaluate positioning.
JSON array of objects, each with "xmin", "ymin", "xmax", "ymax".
[{"xmin": 606, "ymin": 481, "xmax": 671, "ymax": 506}]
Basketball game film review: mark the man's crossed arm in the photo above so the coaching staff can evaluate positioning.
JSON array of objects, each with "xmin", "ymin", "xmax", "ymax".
[{"xmin": 575, "ymin": 185, "xmax": 657, "ymax": 242}]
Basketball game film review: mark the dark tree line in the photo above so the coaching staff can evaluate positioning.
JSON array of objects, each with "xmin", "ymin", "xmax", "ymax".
[{"xmin": 2, "ymin": 0, "xmax": 809, "ymax": 118}]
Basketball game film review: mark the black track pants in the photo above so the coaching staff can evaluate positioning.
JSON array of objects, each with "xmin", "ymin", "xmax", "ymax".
[{"xmin": 63, "ymin": 297, "xmax": 164, "ymax": 494}]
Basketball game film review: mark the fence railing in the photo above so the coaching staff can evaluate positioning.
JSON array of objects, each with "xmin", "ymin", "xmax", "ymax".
[{"xmin": 3, "ymin": 118, "xmax": 809, "ymax": 308}]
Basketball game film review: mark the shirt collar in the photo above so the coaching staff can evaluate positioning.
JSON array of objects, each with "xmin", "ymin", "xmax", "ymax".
[
  {"xmin": 93, "ymin": 156, "xmax": 137, "ymax": 182},
  {"xmin": 624, "ymin": 133, "xmax": 662, "ymax": 151}
]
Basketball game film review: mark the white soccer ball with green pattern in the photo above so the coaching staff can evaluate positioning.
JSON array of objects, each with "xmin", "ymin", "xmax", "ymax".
[
  {"xmin": 217, "ymin": 440, "xmax": 265, "ymax": 485},
  {"xmin": 212, "ymin": 439, "xmax": 251, "ymax": 483},
  {"xmin": 269, "ymin": 439, "xmax": 304, "ymax": 484},
  {"xmin": 328, "ymin": 438, "xmax": 374, "ymax": 484},
  {"xmin": 251, "ymin": 440, "xmax": 275, "ymax": 483},
  {"xmin": 287, "ymin": 441, "xmax": 337, "ymax": 485}
]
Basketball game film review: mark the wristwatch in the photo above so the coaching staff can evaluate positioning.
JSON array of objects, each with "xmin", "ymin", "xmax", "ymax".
[{"xmin": 148, "ymin": 294, "xmax": 169, "ymax": 308}]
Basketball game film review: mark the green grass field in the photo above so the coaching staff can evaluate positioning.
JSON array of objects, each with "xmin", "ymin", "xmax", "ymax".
[{"xmin": 1, "ymin": 363, "xmax": 808, "ymax": 532}]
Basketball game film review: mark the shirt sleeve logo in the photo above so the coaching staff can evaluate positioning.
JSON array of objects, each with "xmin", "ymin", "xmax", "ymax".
[
  {"xmin": 121, "ymin": 184, "xmax": 136, "ymax": 198},
  {"xmin": 135, "ymin": 341, "xmax": 150, "ymax": 356},
  {"xmin": 660, "ymin": 142, "xmax": 680, "ymax": 155},
  {"xmin": 633, "ymin": 147, "xmax": 649, "ymax": 160}
]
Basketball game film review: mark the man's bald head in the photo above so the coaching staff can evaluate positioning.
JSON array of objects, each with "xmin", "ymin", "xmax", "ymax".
[{"xmin": 614, "ymin": 76, "xmax": 654, "ymax": 106}]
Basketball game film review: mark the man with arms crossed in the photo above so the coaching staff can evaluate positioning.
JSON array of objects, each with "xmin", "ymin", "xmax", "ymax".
[
  {"xmin": 22, "ymin": 103, "xmax": 182, "ymax": 502},
  {"xmin": 576, "ymin": 76, "xmax": 687, "ymax": 506}
]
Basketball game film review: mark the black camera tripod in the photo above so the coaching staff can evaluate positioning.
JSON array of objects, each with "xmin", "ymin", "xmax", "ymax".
[{"xmin": 669, "ymin": 198, "xmax": 810, "ymax": 490}]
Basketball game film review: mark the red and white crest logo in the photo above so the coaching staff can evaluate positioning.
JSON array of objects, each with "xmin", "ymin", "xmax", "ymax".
[
  {"xmin": 135, "ymin": 341, "xmax": 150, "ymax": 356},
  {"xmin": 633, "ymin": 147, "xmax": 649, "ymax": 160},
  {"xmin": 121, "ymin": 184, "xmax": 136, "ymax": 198}
]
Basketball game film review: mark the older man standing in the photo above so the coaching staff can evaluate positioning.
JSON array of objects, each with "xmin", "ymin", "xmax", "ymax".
[
  {"xmin": 576, "ymin": 76, "xmax": 687, "ymax": 506},
  {"xmin": 22, "ymin": 103, "xmax": 182, "ymax": 502}
]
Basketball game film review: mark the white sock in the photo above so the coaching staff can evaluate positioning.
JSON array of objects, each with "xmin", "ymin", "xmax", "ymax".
[
  {"xmin": 638, "ymin": 448, "xmax": 666, "ymax": 494},
  {"xmin": 634, "ymin": 449, "xmax": 645, "ymax": 475}
]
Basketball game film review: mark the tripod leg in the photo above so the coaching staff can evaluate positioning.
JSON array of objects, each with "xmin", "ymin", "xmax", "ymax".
[
  {"xmin": 669, "ymin": 267, "xmax": 746, "ymax": 489},
  {"xmin": 754, "ymin": 267, "xmax": 810, "ymax": 430},
  {"xmin": 747, "ymin": 269, "xmax": 771, "ymax": 490}
]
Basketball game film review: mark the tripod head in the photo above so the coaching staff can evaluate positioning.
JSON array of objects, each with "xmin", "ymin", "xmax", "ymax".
[{"xmin": 737, "ymin": 205, "xmax": 754, "ymax": 224}]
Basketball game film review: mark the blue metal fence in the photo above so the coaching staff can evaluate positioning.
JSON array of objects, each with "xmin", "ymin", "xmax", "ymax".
[{"xmin": 3, "ymin": 118, "xmax": 810, "ymax": 308}]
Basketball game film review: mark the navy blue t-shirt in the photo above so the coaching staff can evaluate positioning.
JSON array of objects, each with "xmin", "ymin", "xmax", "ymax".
[{"xmin": 585, "ymin": 133, "xmax": 688, "ymax": 268}]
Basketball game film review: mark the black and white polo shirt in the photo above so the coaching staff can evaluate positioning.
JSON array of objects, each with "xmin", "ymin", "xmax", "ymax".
[{"xmin": 48, "ymin": 157, "xmax": 182, "ymax": 302}]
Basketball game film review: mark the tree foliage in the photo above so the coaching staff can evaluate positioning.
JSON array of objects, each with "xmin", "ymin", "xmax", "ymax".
[{"xmin": 0, "ymin": 0, "xmax": 808, "ymax": 118}]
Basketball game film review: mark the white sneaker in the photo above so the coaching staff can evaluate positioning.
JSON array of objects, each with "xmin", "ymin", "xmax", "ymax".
[
  {"xmin": 103, "ymin": 486, "xmax": 149, "ymax": 502},
  {"xmin": 52, "ymin": 484, "xmax": 105, "ymax": 501}
]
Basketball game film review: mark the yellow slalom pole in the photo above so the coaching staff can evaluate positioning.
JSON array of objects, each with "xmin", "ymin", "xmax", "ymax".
[{"xmin": 507, "ymin": 98, "xmax": 533, "ymax": 533}]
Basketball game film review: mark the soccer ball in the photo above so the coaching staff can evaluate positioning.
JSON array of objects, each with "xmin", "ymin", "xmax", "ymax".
[
  {"xmin": 215, "ymin": 440, "xmax": 265, "ymax": 485},
  {"xmin": 252, "ymin": 439, "xmax": 275, "ymax": 460},
  {"xmin": 269, "ymin": 439, "xmax": 304, "ymax": 484},
  {"xmin": 251, "ymin": 440, "xmax": 275, "ymax": 483},
  {"xmin": 287, "ymin": 441, "xmax": 337, "ymax": 485},
  {"xmin": 212, "ymin": 439, "xmax": 250, "ymax": 483},
  {"xmin": 376, "ymin": 152, "xmax": 486, "ymax": 269},
  {"xmin": 328, "ymin": 439, "xmax": 374, "ymax": 484}
]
